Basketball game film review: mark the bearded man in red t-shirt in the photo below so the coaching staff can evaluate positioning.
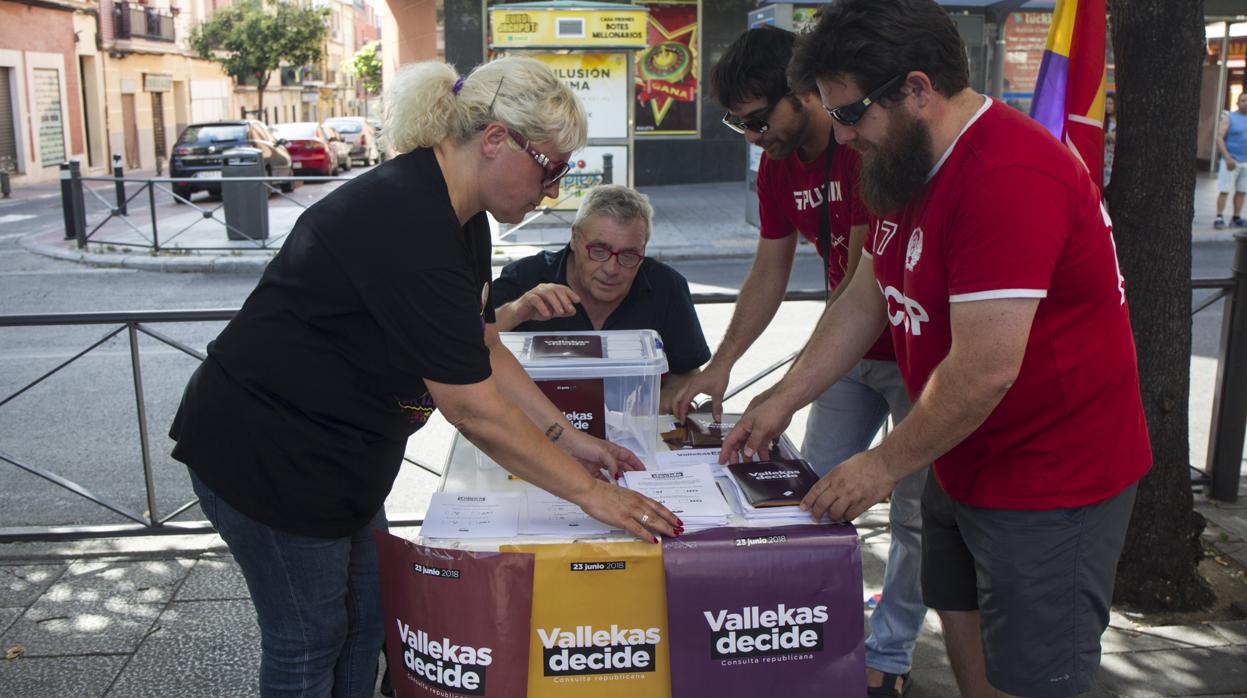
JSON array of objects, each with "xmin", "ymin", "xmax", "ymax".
[{"xmin": 721, "ymin": 2, "xmax": 1151, "ymax": 697}]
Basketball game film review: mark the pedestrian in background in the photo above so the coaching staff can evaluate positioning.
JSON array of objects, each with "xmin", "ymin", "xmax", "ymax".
[
  {"xmin": 1215, "ymin": 92, "xmax": 1247, "ymax": 229},
  {"xmin": 169, "ymin": 55, "xmax": 679, "ymax": 697}
]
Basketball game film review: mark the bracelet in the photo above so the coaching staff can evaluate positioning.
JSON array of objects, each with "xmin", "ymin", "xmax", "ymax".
[{"xmin": 545, "ymin": 424, "xmax": 564, "ymax": 443}]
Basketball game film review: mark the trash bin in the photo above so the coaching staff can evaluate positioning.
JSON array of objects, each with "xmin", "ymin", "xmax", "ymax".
[{"xmin": 222, "ymin": 147, "xmax": 268, "ymax": 241}]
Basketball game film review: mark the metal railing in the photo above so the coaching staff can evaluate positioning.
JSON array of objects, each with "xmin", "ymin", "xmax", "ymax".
[
  {"xmin": 59, "ymin": 160, "xmax": 591, "ymax": 253},
  {"xmin": 60, "ymin": 160, "xmax": 345, "ymax": 252},
  {"xmin": 114, "ymin": 2, "xmax": 175, "ymax": 42},
  {"xmin": 2, "ymin": 242, "xmax": 1245, "ymax": 542}
]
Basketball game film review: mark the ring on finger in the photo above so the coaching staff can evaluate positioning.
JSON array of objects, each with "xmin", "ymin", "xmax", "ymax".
[{"xmin": 640, "ymin": 513, "xmax": 650, "ymax": 525}]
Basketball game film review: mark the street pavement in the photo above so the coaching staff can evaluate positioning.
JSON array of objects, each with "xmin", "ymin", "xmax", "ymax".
[{"xmin": 1, "ymin": 170, "xmax": 1247, "ymax": 696}]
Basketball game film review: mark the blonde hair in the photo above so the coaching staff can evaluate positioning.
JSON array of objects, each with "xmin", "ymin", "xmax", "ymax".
[
  {"xmin": 383, "ymin": 56, "xmax": 588, "ymax": 156},
  {"xmin": 573, "ymin": 185, "xmax": 654, "ymax": 242}
]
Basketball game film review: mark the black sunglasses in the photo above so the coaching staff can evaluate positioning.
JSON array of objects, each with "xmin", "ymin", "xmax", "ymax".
[
  {"xmin": 824, "ymin": 74, "xmax": 905, "ymax": 126},
  {"xmin": 721, "ymin": 94, "xmax": 788, "ymax": 135}
]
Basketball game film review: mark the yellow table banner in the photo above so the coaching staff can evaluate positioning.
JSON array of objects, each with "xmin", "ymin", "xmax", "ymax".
[{"xmin": 501, "ymin": 541, "xmax": 671, "ymax": 697}]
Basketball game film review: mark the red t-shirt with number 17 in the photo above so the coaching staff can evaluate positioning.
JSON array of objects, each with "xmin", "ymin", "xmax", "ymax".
[{"xmin": 864, "ymin": 97, "xmax": 1151, "ymax": 510}]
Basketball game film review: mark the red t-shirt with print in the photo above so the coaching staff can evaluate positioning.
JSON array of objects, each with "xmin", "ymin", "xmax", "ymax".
[
  {"xmin": 864, "ymin": 98, "xmax": 1151, "ymax": 509},
  {"xmin": 757, "ymin": 143, "xmax": 893, "ymax": 361}
]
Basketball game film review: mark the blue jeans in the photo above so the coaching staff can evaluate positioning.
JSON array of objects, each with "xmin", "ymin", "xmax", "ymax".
[
  {"xmin": 190, "ymin": 469, "xmax": 386, "ymax": 697},
  {"xmin": 801, "ymin": 359, "xmax": 928, "ymax": 676}
]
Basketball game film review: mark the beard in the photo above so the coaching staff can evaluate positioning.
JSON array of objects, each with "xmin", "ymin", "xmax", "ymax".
[{"xmin": 855, "ymin": 109, "xmax": 934, "ymax": 216}]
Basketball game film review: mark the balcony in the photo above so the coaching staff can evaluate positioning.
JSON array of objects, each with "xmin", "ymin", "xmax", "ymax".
[{"xmin": 114, "ymin": 2, "xmax": 176, "ymax": 43}]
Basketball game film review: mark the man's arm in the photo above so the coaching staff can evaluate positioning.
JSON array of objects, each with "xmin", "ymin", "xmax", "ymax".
[
  {"xmin": 1219, "ymin": 114, "xmax": 1235, "ymax": 168},
  {"xmin": 660, "ymin": 369, "xmax": 700, "ymax": 415},
  {"xmin": 800, "ymin": 297, "xmax": 1039, "ymax": 521},
  {"xmin": 670, "ymin": 233, "xmax": 798, "ymax": 420},
  {"xmin": 720, "ymin": 256, "xmax": 888, "ymax": 461},
  {"xmin": 493, "ymin": 283, "xmax": 581, "ymax": 331}
]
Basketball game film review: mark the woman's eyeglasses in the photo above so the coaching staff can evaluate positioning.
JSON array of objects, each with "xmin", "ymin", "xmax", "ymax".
[
  {"xmin": 721, "ymin": 96, "xmax": 786, "ymax": 135},
  {"xmin": 584, "ymin": 243, "xmax": 645, "ymax": 268},
  {"xmin": 824, "ymin": 74, "xmax": 905, "ymax": 126},
  {"xmin": 506, "ymin": 128, "xmax": 570, "ymax": 187}
]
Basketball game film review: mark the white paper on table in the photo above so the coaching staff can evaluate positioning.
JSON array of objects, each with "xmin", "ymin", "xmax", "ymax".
[
  {"xmin": 520, "ymin": 487, "xmax": 615, "ymax": 537},
  {"xmin": 654, "ymin": 448, "xmax": 726, "ymax": 470},
  {"xmin": 420, "ymin": 492, "xmax": 522, "ymax": 539},
  {"xmin": 620, "ymin": 463, "xmax": 731, "ymax": 520}
]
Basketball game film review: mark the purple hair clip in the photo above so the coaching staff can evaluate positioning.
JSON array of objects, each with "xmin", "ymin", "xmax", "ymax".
[{"xmin": 452, "ymin": 77, "xmax": 466, "ymax": 95}]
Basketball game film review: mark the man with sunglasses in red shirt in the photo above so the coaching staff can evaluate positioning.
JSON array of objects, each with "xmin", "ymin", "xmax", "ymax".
[
  {"xmin": 492, "ymin": 184, "xmax": 711, "ymax": 408},
  {"xmin": 672, "ymin": 26, "xmax": 926, "ymax": 698}
]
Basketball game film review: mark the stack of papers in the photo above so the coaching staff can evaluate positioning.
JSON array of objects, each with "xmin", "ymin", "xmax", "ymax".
[
  {"xmin": 719, "ymin": 459, "xmax": 825, "ymax": 527},
  {"xmin": 620, "ymin": 463, "xmax": 731, "ymax": 532},
  {"xmin": 421, "ymin": 492, "xmax": 522, "ymax": 539}
]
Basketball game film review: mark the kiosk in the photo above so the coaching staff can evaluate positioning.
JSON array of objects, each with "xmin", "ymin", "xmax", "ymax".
[{"xmin": 489, "ymin": 1, "xmax": 649, "ymax": 217}]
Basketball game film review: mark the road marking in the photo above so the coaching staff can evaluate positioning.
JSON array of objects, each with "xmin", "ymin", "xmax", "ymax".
[{"xmin": 0, "ymin": 214, "xmax": 36, "ymax": 225}]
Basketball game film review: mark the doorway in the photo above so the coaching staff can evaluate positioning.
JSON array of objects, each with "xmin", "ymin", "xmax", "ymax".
[{"xmin": 121, "ymin": 93, "xmax": 139, "ymax": 169}]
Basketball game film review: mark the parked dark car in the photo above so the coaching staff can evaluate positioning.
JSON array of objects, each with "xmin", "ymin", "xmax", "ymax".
[
  {"xmin": 272, "ymin": 122, "xmax": 346, "ymax": 177},
  {"xmin": 321, "ymin": 125, "xmax": 354, "ymax": 173},
  {"xmin": 170, "ymin": 120, "xmax": 295, "ymax": 201},
  {"xmin": 322, "ymin": 117, "xmax": 379, "ymax": 166}
]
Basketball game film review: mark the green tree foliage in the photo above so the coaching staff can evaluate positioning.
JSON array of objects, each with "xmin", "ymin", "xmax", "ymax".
[
  {"xmin": 189, "ymin": 0, "xmax": 329, "ymax": 118},
  {"xmin": 344, "ymin": 40, "xmax": 383, "ymax": 96}
]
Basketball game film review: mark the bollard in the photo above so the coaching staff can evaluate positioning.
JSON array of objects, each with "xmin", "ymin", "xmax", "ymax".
[
  {"xmin": 113, "ymin": 154, "xmax": 127, "ymax": 215},
  {"xmin": 60, "ymin": 162, "xmax": 81, "ymax": 241},
  {"xmin": 0, "ymin": 169, "xmax": 9, "ymax": 199},
  {"xmin": 602, "ymin": 153, "xmax": 613, "ymax": 185},
  {"xmin": 1208, "ymin": 231, "xmax": 1247, "ymax": 502}
]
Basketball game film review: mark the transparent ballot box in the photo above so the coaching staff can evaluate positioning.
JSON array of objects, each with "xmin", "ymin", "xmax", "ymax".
[{"xmin": 493, "ymin": 329, "xmax": 669, "ymax": 463}]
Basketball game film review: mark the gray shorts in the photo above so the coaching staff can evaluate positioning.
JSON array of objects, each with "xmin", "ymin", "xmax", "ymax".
[{"xmin": 920, "ymin": 470, "xmax": 1138, "ymax": 698}]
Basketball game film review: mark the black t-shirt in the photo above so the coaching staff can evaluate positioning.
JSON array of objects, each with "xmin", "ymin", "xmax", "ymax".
[
  {"xmin": 170, "ymin": 149, "xmax": 496, "ymax": 538},
  {"xmin": 491, "ymin": 246, "xmax": 710, "ymax": 374}
]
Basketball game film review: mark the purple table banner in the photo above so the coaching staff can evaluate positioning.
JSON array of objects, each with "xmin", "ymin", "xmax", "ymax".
[
  {"xmin": 375, "ymin": 531, "xmax": 535, "ymax": 698},
  {"xmin": 662, "ymin": 524, "xmax": 865, "ymax": 698}
]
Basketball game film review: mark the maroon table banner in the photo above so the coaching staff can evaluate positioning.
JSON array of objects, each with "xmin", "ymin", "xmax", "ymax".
[
  {"xmin": 662, "ymin": 524, "xmax": 866, "ymax": 698},
  {"xmin": 375, "ymin": 531, "xmax": 535, "ymax": 698}
]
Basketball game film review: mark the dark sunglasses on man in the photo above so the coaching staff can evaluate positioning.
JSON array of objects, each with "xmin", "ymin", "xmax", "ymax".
[
  {"xmin": 720, "ymin": 93, "xmax": 790, "ymax": 135},
  {"xmin": 824, "ymin": 74, "xmax": 905, "ymax": 127}
]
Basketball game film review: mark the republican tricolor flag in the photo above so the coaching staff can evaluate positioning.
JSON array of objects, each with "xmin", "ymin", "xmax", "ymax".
[{"xmin": 1030, "ymin": 0, "xmax": 1108, "ymax": 185}]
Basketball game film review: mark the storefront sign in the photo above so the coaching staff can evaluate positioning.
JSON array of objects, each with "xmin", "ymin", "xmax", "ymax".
[
  {"xmin": 1003, "ymin": 12, "xmax": 1052, "ymax": 100},
  {"xmin": 143, "ymin": 73, "xmax": 172, "ymax": 93},
  {"xmin": 501, "ymin": 541, "xmax": 672, "ymax": 697},
  {"xmin": 375, "ymin": 532, "xmax": 536, "ymax": 698},
  {"xmin": 635, "ymin": 2, "xmax": 698, "ymax": 136},
  {"xmin": 663, "ymin": 525, "xmax": 866, "ymax": 697},
  {"xmin": 491, "ymin": 6, "xmax": 649, "ymax": 49},
  {"xmin": 32, "ymin": 68, "xmax": 65, "ymax": 165},
  {"xmin": 533, "ymin": 52, "xmax": 629, "ymax": 140}
]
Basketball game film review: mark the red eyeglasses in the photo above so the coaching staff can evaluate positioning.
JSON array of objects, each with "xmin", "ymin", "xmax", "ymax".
[{"xmin": 506, "ymin": 128, "xmax": 570, "ymax": 187}]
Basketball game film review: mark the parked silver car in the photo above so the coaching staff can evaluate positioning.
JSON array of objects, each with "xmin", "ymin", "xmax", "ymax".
[
  {"xmin": 321, "ymin": 125, "xmax": 353, "ymax": 173},
  {"xmin": 322, "ymin": 117, "xmax": 379, "ymax": 166}
]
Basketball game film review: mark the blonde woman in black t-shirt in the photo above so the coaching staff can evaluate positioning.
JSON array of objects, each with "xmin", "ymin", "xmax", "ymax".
[{"xmin": 170, "ymin": 56, "xmax": 681, "ymax": 697}]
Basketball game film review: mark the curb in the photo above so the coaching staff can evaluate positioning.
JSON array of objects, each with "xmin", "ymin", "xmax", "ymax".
[{"xmin": 21, "ymin": 233, "xmax": 811, "ymax": 273}]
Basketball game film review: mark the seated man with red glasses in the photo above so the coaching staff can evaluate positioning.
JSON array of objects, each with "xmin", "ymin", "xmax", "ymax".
[{"xmin": 491, "ymin": 184, "xmax": 710, "ymax": 409}]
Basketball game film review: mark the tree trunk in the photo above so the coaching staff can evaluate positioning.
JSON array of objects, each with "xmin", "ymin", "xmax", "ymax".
[
  {"xmin": 1109, "ymin": 0, "xmax": 1213, "ymax": 611},
  {"xmin": 256, "ymin": 77, "xmax": 267, "ymax": 124}
]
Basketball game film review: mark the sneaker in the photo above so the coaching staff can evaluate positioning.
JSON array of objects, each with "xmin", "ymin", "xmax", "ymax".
[
  {"xmin": 1234, "ymin": 217, "xmax": 1246, "ymax": 227},
  {"xmin": 1216, "ymin": 215, "xmax": 1227, "ymax": 229}
]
